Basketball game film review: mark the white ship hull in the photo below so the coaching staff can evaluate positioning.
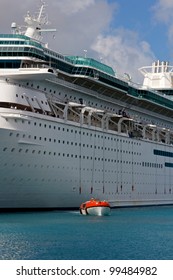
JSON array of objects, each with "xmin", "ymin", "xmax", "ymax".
[
  {"xmin": 1, "ymin": 4, "xmax": 173, "ymax": 209},
  {"xmin": 0, "ymin": 81, "xmax": 173, "ymax": 209}
]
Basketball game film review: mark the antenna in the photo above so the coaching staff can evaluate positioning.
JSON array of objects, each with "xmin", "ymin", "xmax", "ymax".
[
  {"xmin": 84, "ymin": 50, "xmax": 87, "ymax": 58},
  {"xmin": 37, "ymin": 1, "xmax": 45, "ymax": 22},
  {"xmin": 24, "ymin": 1, "xmax": 56, "ymax": 41}
]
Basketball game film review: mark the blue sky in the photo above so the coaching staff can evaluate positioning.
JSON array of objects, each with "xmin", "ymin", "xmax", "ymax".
[
  {"xmin": 0, "ymin": 0, "xmax": 172, "ymax": 82},
  {"xmin": 109, "ymin": 0, "xmax": 169, "ymax": 61}
]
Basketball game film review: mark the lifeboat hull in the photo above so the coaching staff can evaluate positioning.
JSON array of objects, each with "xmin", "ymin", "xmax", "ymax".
[
  {"xmin": 86, "ymin": 206, "xmax": 110, "ymax": 216},
  {"xmin": 80, "ymin": 199, "xmax": 111, "ymax": 216}
]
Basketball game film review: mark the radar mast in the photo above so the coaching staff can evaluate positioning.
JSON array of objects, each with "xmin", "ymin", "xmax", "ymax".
[{"xmin": 24, "ymin": 1, "xmax": 56, "ymax": 41}]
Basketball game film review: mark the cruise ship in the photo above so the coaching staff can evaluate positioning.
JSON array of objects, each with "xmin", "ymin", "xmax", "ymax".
[{"xmin": 1, "ymin": 3, "xmax": 173, "ymax": 209}]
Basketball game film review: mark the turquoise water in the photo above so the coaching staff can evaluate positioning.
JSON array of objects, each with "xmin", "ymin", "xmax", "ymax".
[{"xmin": 0, "ymin": 206, "xmax": 173, "ymax": 260}]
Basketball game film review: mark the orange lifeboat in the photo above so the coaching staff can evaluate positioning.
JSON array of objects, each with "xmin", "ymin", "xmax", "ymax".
[{"xmin": 79, "ymin": 198, "xmax": 111, "ymax": 216}]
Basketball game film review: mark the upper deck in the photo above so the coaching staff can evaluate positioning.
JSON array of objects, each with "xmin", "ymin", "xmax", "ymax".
[
  {"xmin": 0, "ymin": 3, "xmax": 173, "ymax": 117},
  {"xmin": 68, "ymin": 56, "xmax": 115, "ymax": 76}
]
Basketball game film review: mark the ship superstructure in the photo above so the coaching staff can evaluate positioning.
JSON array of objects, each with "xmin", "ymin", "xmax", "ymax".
[{"xmin": 0, "ymin": 3, "xmax": 173, "ymax": 209}]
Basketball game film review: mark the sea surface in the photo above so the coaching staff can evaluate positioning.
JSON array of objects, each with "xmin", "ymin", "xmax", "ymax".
[{"xmin": 0, "ymin": 206, "xmax": 173, "ymax": 260}]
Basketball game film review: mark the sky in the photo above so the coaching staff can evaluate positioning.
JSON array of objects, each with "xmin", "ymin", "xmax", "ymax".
[{"xmin": 0, "ymin": 0, "xmax": 173, "ymax": 83}]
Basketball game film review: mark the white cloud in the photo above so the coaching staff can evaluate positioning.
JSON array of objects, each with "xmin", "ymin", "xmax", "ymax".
[
  {"xmin": 152, "ymin": 0, "xmax": 173, "ymax": 44},
  {"xmin": 91, "ymin": 29, "xmax": 156, "ymax": 83},
  {"xmin": 48, "ymin": 0, "xmax": 114, "ymax": 56},
  {"xmin": 152, "ymin": 0, "xmax": 173, "ymax": 23},
  {"xmin": 52, "ymin": 0, "xmax": 95, "ymax": 15}
]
